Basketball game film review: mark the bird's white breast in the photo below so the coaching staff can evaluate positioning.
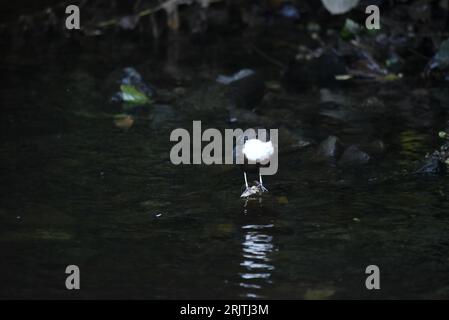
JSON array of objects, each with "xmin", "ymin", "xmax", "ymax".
[{"xmin": 242, "ymin": 139, "xmax": 274, "ymax": 162}]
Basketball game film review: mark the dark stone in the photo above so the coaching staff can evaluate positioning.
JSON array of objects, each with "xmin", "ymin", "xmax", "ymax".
[
  {"xmin": 339, "ymin": 145, "xmax": 370, "ymax": 166},
  {"xmin": 360, "ymin": 140, "xmax": 385, "ymax": 157},
  {"xmin": 227, "ymin": 72, "xmax": 266, "ymax": 110},
  {"xmin": 416, "ymin": 155, "xmax": 446, "ymax": 175},
  {"xmin": 316, "ymin": 135, "xmax": 344, "ymax": 160},
  {"xmin": 283, "ymin": 49, "xmax": 348, "ymax": 91}
]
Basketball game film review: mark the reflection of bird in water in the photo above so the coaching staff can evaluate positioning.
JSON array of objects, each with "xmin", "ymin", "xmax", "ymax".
[
  {"xmin": 239, "ymin": 224, "xmax": 275, "ymax": 298},
  {"xmin": 238, "ymin": 191, "xmax": 279, "ymax": 298},
  {"xmin": 235, "ymin": 133, "xmax": 275, "ymax": 198}
]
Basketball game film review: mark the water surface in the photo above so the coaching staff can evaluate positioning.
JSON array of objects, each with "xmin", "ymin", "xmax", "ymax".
[{"xmin": 1, "ymin": 34, "xmax": 449, "ymax": 299}]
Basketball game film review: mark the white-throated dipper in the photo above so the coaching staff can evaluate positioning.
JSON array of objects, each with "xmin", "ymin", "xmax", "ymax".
[{"xmin": 235, "ymin": 134, "xmax": 274, "ymax": 198}]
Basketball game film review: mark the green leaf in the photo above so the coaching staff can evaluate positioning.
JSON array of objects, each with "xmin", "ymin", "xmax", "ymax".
[
  {"xmin": 340, "ymin": 18, "xmax": 360, "ymax": 40},
  {"xmin": 120, "ymin": 84, "xmax": 151, "ymax": 104}
]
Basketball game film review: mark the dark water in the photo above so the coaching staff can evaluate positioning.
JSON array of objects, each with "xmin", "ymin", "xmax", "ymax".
[{"xmin": 2, "ymin": 34, "xmax": 449, "ymax": 299}]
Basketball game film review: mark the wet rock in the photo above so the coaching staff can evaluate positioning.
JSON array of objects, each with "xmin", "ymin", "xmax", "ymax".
[
  {"xmin": 430, "ymin": 87, "xmax": 449, "ymax": 107},
  {"xmin": 425, "ymin": 38, "xmax": 449, "ymax": 79},
  {"xmin": 338, "ymin": 145, "xmax": 370, "ymax": 166},
  {"xmin": 283, "ymin": 49, "xmax": 348, "ymax": 90},
  {"xmin": 182, "ymin": 71, "xmax": 265, "ymax": 118},
  {"xmin": 347, "ymin": 49, "xmax": 389, "ymax": 80},
  {"xmin": 361, "ymin": 96, "xmax": 387, "ymax": 113},
  {"xmin": 416, "ymin": 155, "xmax": 446, "ymax": 175},
  {"xmin": 257, "ymin": 106, "xmax": 300, "ymax": 127},
  {"xmin": 117, "ymin": 15, "xmax": 140, "ymax": 30},
  {"xmin": 216, "ymin": 69, "xmax": 255, "ymax": 85},
  {"xmin": 216, "ymin": 69, "xmax": 265, "ymax": 110},
  {"xmin": 319, "ymin": 106, "xmax": 355, "ymax": 122},
  {"xmin": 316, "ymin": 135, "xmax": 344, "ymax": 160},
  {"xmin": 359, "ymin": 140, "xmax": 385, "ymax": 157},
  {"xmin": 278, "ymin": 127, "xmax": 315, "ymax": 153},
  {"xmin": 320, "ymin": 88, "xmax": 351, "ymax": 106},
  {"xmin": 278, "ymin": 2, "xmax": 300, "ymax": 20},
  {"xmin": 226, "ymin": 71, "xmax": 266, "ymax": 110}
]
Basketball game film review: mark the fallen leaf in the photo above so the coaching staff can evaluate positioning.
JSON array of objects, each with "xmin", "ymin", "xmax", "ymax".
[
  {"xmin": 114, "ymin": 114, "xmax": 134, "ymax": 130},
  {"xmin": 120, "ymin": 84, "xmax": 151, "ymax": 104}
]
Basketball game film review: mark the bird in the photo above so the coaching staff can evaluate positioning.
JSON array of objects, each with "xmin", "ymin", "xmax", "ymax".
[{"xmin": 235, "ymin": 133, "xmax": 275, "ymax": 198}]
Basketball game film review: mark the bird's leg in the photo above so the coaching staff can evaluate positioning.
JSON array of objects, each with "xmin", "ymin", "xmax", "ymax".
[
  {"xmin": 259, "ymin": 173, "xmax": 268, "ymax": 192},
  {"xmin": 241, "ymin": 171, "xmax": 253, "ymax": 198}
]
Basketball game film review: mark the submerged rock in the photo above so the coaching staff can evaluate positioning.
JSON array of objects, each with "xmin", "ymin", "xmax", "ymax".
[
  {"xmin": 425, "ymin": 38, "xmax": 449, "ymax": 79},
  {"xmin": 226, "ymin": 71, "xmax": 266, "ymax": 110},
  {"xmin": 278, "ymin": 2, "xmax": 300, "ymax": 20},
  {"xmin": 320, "ymin": 88, "xmax": 351, "ymax": 106},
  {"xmin": 339, "ymin": 145, "xmax": 370, "ymax": 166},
  {"xmin": 316, "ymin": 135, "xmax": 344, "ymax": 160},
  {"xmin": 416, "ymin": 155, "xmax": 446, "ymax": 175},
  {"xmin": 283, "ymin": 49, "xmax": 348, "ymax": 90},
  {"xmin": 216, "ymin": 69, "xmax": 255, "ymax": 85},
  {"xmin": 216, "ymin": 68, "xmax": 265, "ymax": 110},
  {"xmin": 182, "ymin": 70, "xmax": 265, "ymax": 119},
  {"xmin": 359, "ymin": 140, "xmax": 385, "ymax": 157},
  {"xmin": 361, "ymin": 96, "xmax": 387, "ymax": 113},
  {"xmin": 415, "ymin": 130, "xmax": 449, "ymax": 175}
]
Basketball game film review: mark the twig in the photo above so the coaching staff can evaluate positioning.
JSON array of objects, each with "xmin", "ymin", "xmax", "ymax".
[
  {"xmin": 407, "ymin": 48, "xmax": 431, "ymax": 60},
  {"xmin": 95, "ymin": 0, "xmax": 224, "ymax": 29},
  {"xmin": 96, "ymin": 5, "xmax": 162, "ymax": 28},
  {"xmin": 248, "ymin": 44, "xmax": 286, "ymax": 70}
]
